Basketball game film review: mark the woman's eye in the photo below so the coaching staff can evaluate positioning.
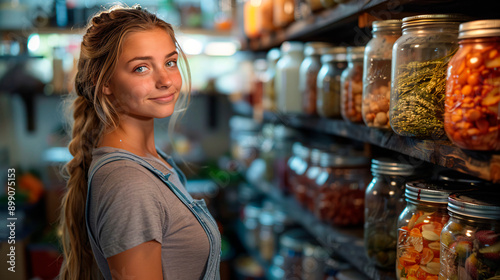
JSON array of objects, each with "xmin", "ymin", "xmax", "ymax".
[
  {"xmin": 166, "ymin": 60, "xmax": 177, "ymax": 67},
  {"xmin": 134, "ymin": 66, "xmax": 148, "ymax": 73}
]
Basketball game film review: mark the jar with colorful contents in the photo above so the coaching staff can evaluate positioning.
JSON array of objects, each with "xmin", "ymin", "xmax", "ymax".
[
  {"xmin": 444, "ymin": 20, "xmax": 500, "ymax": 150},
  {"xmin": 263, "ymin": 48, "xmax": 281, "ymax": 112},
  {"xmin": 362, "ymin": 20, "xmax": 402, "ymax": 129},
  {"xmin": 439, "ymin": 191, "xmax": 500, "ymax": 280},
  {"xmin": 341, "ymin": 46, "xmax": 365, "ymax": 123},
  {"xmin": 294, "ymin": 148, "xmax": 322, "ymax": 208},
  {"xmin": 317, "ymin": 46, "xmax": 348, "ymax": 118},
  {"xmin": 396, "ymin": 181, "xmax": 474, "ymax": 280},
  {"xmin": 314, "ymin": 154, "xmax": 370, "ymax": 226},
  {"xmin": 276, "ymin": 41, "xmax": 304, "ymax": 113},
  {"xmin": 364, "ymin": 158, "xmax": 418, "ymax": 269},
  {"xmin": 390, "ymin": 15, "xmax": 466, "ymax": 139}
]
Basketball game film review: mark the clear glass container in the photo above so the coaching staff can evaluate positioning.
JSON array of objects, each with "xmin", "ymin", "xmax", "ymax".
[
  {"xmin": 362, "ymin": 20, "xmax": 402, "ymax": 129},
  {"xmin": 307, "ymin": 0, "xmax": 324, "ymax": 12},
  {"xmin": 300, "ymin": 42, "xmax": 332, "ymax": 116},
  {"xmin": 302, "ymin": 243, "xmax": 329, "ymax": 280},
  {"xmin": 273, "ymin": 125, "xmax": 297, "ymax": 192},
  {"xmin": 287, "ymin": 142, "xmax": 309, "ymax": 195},
  {"xmin": 263, "ymin": 48, "xmax": 281, "ymax": 112},
  {"xmin": 445, "ymin": 19, "xmax": 500, "ymax": 150},
  {"xmin": 258, "ymin": 0, "xmax": 276, "ymax": 33},
  {"xmin": 341, "ymin": 46, "xmax": 365, "ymax": 123},
  {"xmin": 439, "ymin": 191, "xmax": 500, "ymax": 280},
  {"xmin": 390, "ymin": 14, "xmax": 466, "ymax": 139},
  {"xmin": 274, "ymin": 0, "xmax": 295, "ymax": 27},
  {"xmin": 364, "ymin": 158, "xmax": 418, "ymax": 268},
  {"xmin": 243, "ymin": 0, "xmax": 260, "ymax": 39},
  {"xmin": 320, "ymin": 0, "xmax": 336, "ymax": 8},
  {"xmin": 280, "ymin": 228, "xmax": 315, "ymax": 279},
  {"xmin": 276, "ymin": 41, "xmax": 305, "ymax": 113},
  {"xmin": 289, "ymin": 144, "xmax": 311, "ymax": 197},
  {"xmin": 317, "ymin": 46, "xmax": 348, "ymax": 118},
  {"xmin": 294, "ymin": 148, "xmax": 321, "ymax": 208}
]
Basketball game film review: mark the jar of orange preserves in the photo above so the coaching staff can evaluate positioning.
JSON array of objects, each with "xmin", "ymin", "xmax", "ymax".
[{"xmin": 444, "ymin": 20, "xmax": 500, "ymax": 150}]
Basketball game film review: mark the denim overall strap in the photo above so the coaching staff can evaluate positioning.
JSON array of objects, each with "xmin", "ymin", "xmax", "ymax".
[
  {"xmin": 156, "ymin": 149, "xmax": 187, "ymax": 186},
  {"xmin": 85, "ymin": 151, "xmax": 221, "ymax": 279}
]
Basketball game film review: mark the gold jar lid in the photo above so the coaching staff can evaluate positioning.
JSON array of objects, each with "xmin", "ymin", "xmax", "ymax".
[
  {"xmin": 372, "ymin": 19, "xmax": 402, "ymax": 32},
  {"xmin": 402, "ymin": 14, "xmax": 467, "ymax": 29},
  {"xmin": 459, "ymin": 19, "xmax": 500, "ymax": 39}
]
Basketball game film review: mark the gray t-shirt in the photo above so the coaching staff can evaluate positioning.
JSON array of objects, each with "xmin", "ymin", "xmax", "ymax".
[{"xmin": 87, "ymin": 147, "xmax": 210, "ymax": 280}]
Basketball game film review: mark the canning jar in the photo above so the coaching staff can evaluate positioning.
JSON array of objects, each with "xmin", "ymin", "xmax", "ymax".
[
  {"xmin": 362, "ymin": 20, "xmax": 401, "ymax": 129},
  {"xmin": 276, "ymin": 41, "xmax": 304, "ymax": 113},
  {"xmin": 317, "ymin": 46, "xmax": 348, "ymax": 118},
  {"xmin": 280, "ymin": 228, "xmax": 315, "ymax": 279},
  {"xmin": 320, "ymin": 0, "xmax": 336, "ymax": 8},
  {"xmin": 300, "ymin": 42, "xmax": 332, "ymax": 115},
  {"xmin": 273, "ymin": 125, "xmax": 297, "ymax": 192},
  {"xmin": 294, "ymin": 148, "xmax": 321, "ymax": 208},
  {"xmin": 364, "ymin": 158, "xmax": 418, "ymax": 268},
  {"xmin": 390, "ymin": 14, "xmax": 466, "ymax": 139},
  {"xmin": 263, "ymin": 48, "xmax": 281, "ymax": 112},
  {"xmin": 341, "ymin": 46, "xmax": 365, "ymax": 123},
  {"xmin": 274, "ymin": 0, "xmax": 295, "ymax": 28},
  {"xmin": 444, "ymin": 20, "xmax": 500, "ymax": 150},
  {"xmin": 314, "ymin": 154, "xmax": 371, "ymax": 226},
  {"xmin": 396, "ymin": 181, "xmax": 475, "ymax": 279}
]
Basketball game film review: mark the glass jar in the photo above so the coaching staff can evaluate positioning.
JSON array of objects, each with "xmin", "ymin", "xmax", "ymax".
[
  {"xmin": 317, "ymin": 46, "xmax": 348, "ymax": 118},
  {"xmin": 396, "ymin": 181, "xmax": 475, "ymax": 279},
  {"xmin": 287, "ymin": 142, "xmax": 308, "ymax": 195},
  {"xmin": 362, "ymin": 20, "xmax": 402, "ymax": 129},
  {"xmin": 263, "ymin": 48, "xmax": 281, "ymax": 112},
  {"xmin": 273, "ymin": 125, "xmax": 297, "ymax": 192},
  {"xmin": 276, "ymin": 41, "xmax": 304, "ymax": 113},
  {"xmin": 243, "ymin": 202, "xmax": 262, "ymax": 251},
  {"xmin": 314, "ymin": 154, "xmax": 371, "ymax": 226},
  {"xmin": 302, "ymin": 243, "xmax": 329, "ymax": 280},
  {"xmin": 341, "ymin": 46, "xmax": 365, "ymax": 123},
  {"xmin": 274, "ymin": 0, "xmax": 295, "ymax": 28},
  {"xmin": 439, "ymin": 191, "xmax": 500, "ymax": 280},
  {"xmin": 280, "ymin": 228, "xmax": 315, "ymax": 279},
  {"xmin": 259, "ymin": 210, "xmax": 275, "ymax": 262},
  {"xmin": 252, "ymin": 58, "xmax": 267, "ymax": 119},
  {"xmin": 294, "ymin": 148, "xmax": 321, "ymax": 208},
  {"xmin": 390, "ymin": 14, "xmax": 466, "ymax": 139},
  {"xmin": 289, "ymin": 144, "xmax": 311, "ymax": 198},
  {"xmin": 243, "ymin": 0, "xmax": 260, "ymax": 39},
  {"xmin": 258, "ymin": 0, "xmax": 275, "ymax": 33},
  {"xmin": 303, "ymin": 149, "xmax": 323, "ymax": 212},
  {"xmin": 444, "ymin": 20, "xmax": 500, "ymax": 150},
  {"xmin": 307, "ymin": 0, "xmax": 323, "ymax": 12},
  {"xmin": 301, "ymin": 42, "xmax": 332, "ymax": 116},
  {"xmin": 364, "ymin": 158, "xmax": 418, "ymax": 268}
]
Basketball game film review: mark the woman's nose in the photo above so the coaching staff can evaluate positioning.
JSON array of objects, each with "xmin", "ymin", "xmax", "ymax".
[{"xmin": 156, "ymin": 69, "xmax": 173, "ymax": 88}]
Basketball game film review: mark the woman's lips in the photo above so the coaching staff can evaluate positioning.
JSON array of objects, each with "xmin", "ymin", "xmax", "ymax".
[{"xmin": 150, "ymin": 93, "xmax": 175, "ymax": 103}]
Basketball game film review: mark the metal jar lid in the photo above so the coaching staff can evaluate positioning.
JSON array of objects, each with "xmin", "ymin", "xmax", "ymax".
[
  {"xmin": 459, "ymin": 19, "xmax": 500, "ymax": 39},
  {"xmin": 402, "ymin": 14, "xmax": 467, "ymax": 29},
  {"xmin": 371, "ymin": 158, "xmax": 416, "ymax": 176},
  {"xmin": 405, "ymin": 180, "xmax": 475, "ymax": 204},
  {"xmin": 279, "ymin": 228, "xmax": 314, "ymax": 252},
  {"xmin": 304, "ymin": 42, "xmax": 333, "ymax": 56},
  {"xmin": 372, "ymin": 19, "xmax": 402, "ymax": 32},
  {"xmin": 321, "ymin": 46, "xmax": 347, "ymax": 63},
  {"xmin": 347, "ymin": 46, "xmax": 365, "ymax": 62},
  {"xmin": 319, "ymin": 152, "xmax": 369, "ymax": 168},
  {"xmin": 448, "ymin": 191, "xmax": 500, "ymax": 220}
]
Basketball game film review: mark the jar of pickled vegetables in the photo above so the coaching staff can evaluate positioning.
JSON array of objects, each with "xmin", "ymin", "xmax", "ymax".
[
  {"xmin": 390, "ymin": 14, "xmax": 467, "ymax": 139},
  {"xmin": 439, "ymin": 191, "xmax": 500, "ymax": 280},
  {"xmin": 341, "ymin": 46, "xmax": 365, "ymax": 123},
  {"xmin": 362, "ymin": 20, "xmax": 401, "ymax": 129},
  {"xmin": 444, "ymin": 20, "xmax": 500, "ymax": 150},
  {"xmin": 396, "ymin": 181, "xmax": 474, "ymax": 280},
  {"xmin": 317, "ymin": 46, "xmax": 348, "ymax": 118}
]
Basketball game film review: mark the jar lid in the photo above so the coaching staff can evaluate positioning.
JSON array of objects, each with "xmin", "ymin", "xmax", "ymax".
[
  {"xmin": 279, "ymin": 228, "xmax": 313, "ymax": 252},
  {"xmin": 371, "ymin": 158, "xmax": 416, "ymax": 176},
  {"xmin": 347, "ymin": 46, "xmax": 365, "ymax": 62},
  {"xmin": 372, "ymin": 19, "xmax": 402, "ymax": 32},
  {"xmin": 319, "ymin": 152, "xmax": 370, "ymax": 167},
  {"xmin": 402, "ymin": 14, "xmax": 467, "ymax": 29},
  {"xmin": 405, "ymin": 180, "xmax": 475, "ymax": 204},
  {"xmin": 459, "ymin": 19, "xmax": 500, "ymax": 39},
  {"xmin": 305, "ymin": 42, "xmax": 333, "ymax": 56},
  {"xmin": 281, "ymin": 41, "xmax": 304, "ymax": 54},
  {"xmin": 267, "ymin": 47, "xmax": 281, "ymax": 63},
  {"xmin": 448, "ymin": 191, "xmax": 500, "ymax": 220},
  {"xmin": 310, "ymin": 149, "xmax": 322, "ymax": 165}
]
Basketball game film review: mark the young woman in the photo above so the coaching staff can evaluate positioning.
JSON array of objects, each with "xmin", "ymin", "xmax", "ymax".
[{"xmin": 59, "ymin": 5, "xmax": 220, "ymax": 280}]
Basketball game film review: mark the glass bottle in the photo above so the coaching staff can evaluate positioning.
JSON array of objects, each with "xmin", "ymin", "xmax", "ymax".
[
  {"xmin": 362, "ymin": 20, "xmax": 401, "ymax": 129},
  {"xmin": 263, "ymin": 48, "xmax": 281, "ymax": 112},
  {"xmin": 317, "ymin": 46, "xmax": 348, "ymax": 118},
  {"xmin": 390, "ymin": 14, "xmax": 467, "ymax": 139},
  {"xmin": 276, "ymin": 41, "xmax": 304, "ymax": 114},
  {"xmin": 445, "ymin": 19, "xmax": 500, "ymax": 150},
  {"xmin": 341, "ymin": 46, "xmax": 365, "ymax": 123}
]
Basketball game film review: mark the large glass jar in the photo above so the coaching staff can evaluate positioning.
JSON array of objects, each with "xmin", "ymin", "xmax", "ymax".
[
  {"xmin": 300, "ymin": 42, "xmax": 332, "ymax": 116},
  {"xmin": 317, "ymin": 46, "xmax": 348, "ymax": 118},
  {"xmin": 364, "ymin": 158, "xmax": 418, "ymax": 269},
  {"xmin": 274, "ymin": 0, "xmax": 295, "ymax": 28},
  {"xmin": 294, "ymin": 148, "xmax": 321, "ymax": 209},
  {"xmin": 341, "ymin": 46, "xmax": 365, "ymax": 123},
  {"xmin": 263, "ymin": 48, "xmax": 281, "ymax": 112},
  {"xmin": 390, "ymin": 14, "xmax": 466, "ymax": 139},
  {"xmin": 444, "ymin": 20, "xmax": 500, "ymax": 150},
  {"xmin": 439, "ymin": 191, "xmax": 500, "ymax": 280},
  {"xmin": 362, "ymin": 20, "xmax": 402, "ymax": 129},
  {"xmin": 276, "ymin": 41, "xmax": 304, "ymax": 113}
]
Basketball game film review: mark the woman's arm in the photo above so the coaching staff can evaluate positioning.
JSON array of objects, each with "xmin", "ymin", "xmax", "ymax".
[{"xmin": 107, "ymin": 240, "xmax": 163, "ymax": 280}]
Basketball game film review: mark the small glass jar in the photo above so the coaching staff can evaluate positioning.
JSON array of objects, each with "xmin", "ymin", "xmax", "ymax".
[
  {"xmin": 303, "ymin": 149, "xmax": 323, "ymax": 211},
  {"xmin": 439, "ymin": 191, "xmax": 500, "ymax": 280},
  {"xmin": 317, "ymin": 46, "xmax": 348, "ymax": 118},
  {"xmin": 364, "ymin": 158, "xmax": 418, "ymax": 268},
  {"xmin": 341, "ymin": 46, "xmax": 365, "ymax": 123},
  {"xmin": 390, "ymin": 14, "xmax": 466, "ymax": 139},
  {"xmin": 274, "ymin": 0, "xmax": 295, "ymax": 28},
  {"xmin": 300, "ymin": 42, "xmax": 332, "ymax": 116},
  {"xmin": 289, "ymin": 144, "xmax": 311, "ymax": 198},
  {"xmin": 294, "ymin": 148, "xmax": 321, "ymax": 208},
  {"xmin": 273, "ymin": 125, "xmax": 297, "ymax": 192},
  {"xmin": 396, "ymin": 181, "xmax": 475, "ymax": 279},
  {"xmin": 287, "ymin": 142, "xmax": 308, "ymax": 195},
  {"xmin": 276, "ymin": 41, "xmax": 304, "ymax": 114},
  {"xmin": 445, "ymin": 20, "xmax": 500, "ymax": 150},
  {"xmin": 280, "ymin": 228, "xmax": 315, "ymax": 279},
  {"xmin": 263, "ymin": 48, "xmax": 281, "ymax": 112},
  {"xmin": 362, "ymin": 20, "xmax": 401, "ymax": 129}
]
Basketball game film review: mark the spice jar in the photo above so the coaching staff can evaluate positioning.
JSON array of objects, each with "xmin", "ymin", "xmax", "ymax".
[
  {"xmin": 364, "ymin": 158, "xmax": 418, "ymax": 268},
  {"xmin": 362, "ymin": 20, "xmax": 401, "ymax": 129},
  {"xmin": 396, "ymin": 181, "xmax": 475, "ymax": 279},
  {"xmin": 317, "ymin": 46, "xmax": 348, "ymax": 118},
  {"xmin": 280, "ymin": 228, "xmax": 315, "ymax": 279},
  {"xmin": 274, "ymin": 0, "xmax": 295, "ymax": 28},
  {"xmin": 263, "ymin": 48, "xmax": 281, "ymax": 112},
  {"xmin": 390, "ymin": 14, "xmax": 466, "ymax": 139},
  {"xmin": 341, "ymin": 46, "xmax": 365, "ymax": 123},
  {"xmin": 444, "ymin": 20, "xmax": 500, "ymax": 150},
  {"xmin": 439, "ymin": 191, "xmax": 500, "ymax": 280},
  {"xmin": 294, "ymin": 148, "xmax": 321, "ymax": 208},
  {"xmin": 300, "ymin": 42, "xmax": 332, "ymax": 115},
  {"xmin": 276, "ymin": 41, "xmax": 304, "ymax": 113}
]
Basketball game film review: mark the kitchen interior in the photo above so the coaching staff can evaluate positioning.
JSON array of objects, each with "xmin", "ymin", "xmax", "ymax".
[{"xmin": 1, "ymin": 0, "xmax": 500, "ymax": 280}]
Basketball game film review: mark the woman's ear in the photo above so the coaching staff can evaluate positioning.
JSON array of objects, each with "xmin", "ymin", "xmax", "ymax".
[{"xmin": 103, "ymin": 83, "xmax": 112, "ymax": 95}]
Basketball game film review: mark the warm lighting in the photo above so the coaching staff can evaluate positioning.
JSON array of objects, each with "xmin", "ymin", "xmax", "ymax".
[
  {"xmin": 179, "ymin": 37, "xmax": 203, "ymax": 55},
  {"xmin": 204, "ymin": 42, "xmax": 237, "ymax": 56}
]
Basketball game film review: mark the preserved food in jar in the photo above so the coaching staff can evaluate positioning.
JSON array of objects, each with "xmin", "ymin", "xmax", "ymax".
[
  {"xmin": 391, "ymin": 15, "xmax": 466, "ymax": 139},
  {"xmin": 445, "ymin": 20, "xmax": 500, "ymax": 150},
  {"xmin": 317, "ymin": 46, "xmax": 348, "ymax": 118},
  {"xmin": 263, "ymin": 48, "xmax": 281, "ymax": 111},
  {"xmin": 341, "ymin": 46, "xmax": 365, "ymax": 123},
  {"xmin": 439, "ymin": 191, "xmax": 500, "ymax": 280},
  {"xmin": 274, "ymin": 0, "xmax": 295, "ymax": 27},
  {"xmin": 276, "ymin": 41, "xmax": 304, "ymax": 113},
  {"xmin": 362, "ymin": 20, "xmax": 401, "ymax": 129}
]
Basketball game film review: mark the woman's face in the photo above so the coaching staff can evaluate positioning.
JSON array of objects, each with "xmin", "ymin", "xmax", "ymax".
[{"xmin": 104, "ymin": 27, "xmax": 182, "ymax": 121}]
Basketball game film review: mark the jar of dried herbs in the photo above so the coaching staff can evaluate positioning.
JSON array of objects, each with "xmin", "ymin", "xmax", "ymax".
[
  {"xmin": 390, "ymin": 15, "xmax": 467, "ymax": 139},
  {"xmin": 362, "ymin": 20, "xmax": 401, "ymax": 129},
  {"xmin": 341, "ymin": 46, "xmax": 365, "ymax": 123},
  {"xmin": 316, "ymin": 46, "xmax": 347, "ymax": 118}
]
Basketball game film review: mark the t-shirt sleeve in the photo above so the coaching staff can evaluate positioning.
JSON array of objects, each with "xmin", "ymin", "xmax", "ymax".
[{"xmin": 90, "ymin": 161, "xmax": 167, "ymax": 258}]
